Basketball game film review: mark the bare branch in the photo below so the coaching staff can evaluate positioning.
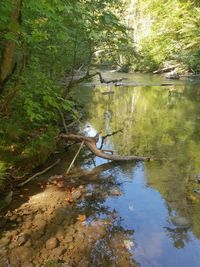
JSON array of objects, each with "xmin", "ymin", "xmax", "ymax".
[
  {"xmin": 60, "ymin": 133, "xmax": 149, "ymax": 162},
  {"xmin": 17, "ymin": 159, "xmax": 61, "ymax": 187}
]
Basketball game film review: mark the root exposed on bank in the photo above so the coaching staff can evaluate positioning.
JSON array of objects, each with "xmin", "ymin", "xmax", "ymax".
[{"xmin": 60, "ymin": 133, "xmax": 149, "ymax": 162}]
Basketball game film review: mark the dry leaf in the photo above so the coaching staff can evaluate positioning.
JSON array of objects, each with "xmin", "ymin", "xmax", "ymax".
[{"xmin": 77, "ymin": 214, "xmax": 86, "ymax": 222}]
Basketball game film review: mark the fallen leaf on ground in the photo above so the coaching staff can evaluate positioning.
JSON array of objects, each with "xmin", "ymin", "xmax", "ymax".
[
  {"xmin": 65, "ymin": 192, "xmax": 74, "ymax": 202},
  {"xmin": 77, "ymin": 214, "xmax": 86, "ymax": 222}
]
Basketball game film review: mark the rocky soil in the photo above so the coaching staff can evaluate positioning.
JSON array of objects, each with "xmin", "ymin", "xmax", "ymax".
[{"xmin": 0, "ymin": 172, "xmax": 135, "ymax": 267}]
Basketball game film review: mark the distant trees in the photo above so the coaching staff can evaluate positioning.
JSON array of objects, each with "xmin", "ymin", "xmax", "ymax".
[{"xmin": 129, "ymin": 0, "xmax": 200, "ymax": 72}]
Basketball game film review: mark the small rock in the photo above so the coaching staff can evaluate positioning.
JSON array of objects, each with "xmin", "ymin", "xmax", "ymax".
[
  {"xmin": 34, "ymin": 213, "xmax": 43, "ymax": 220},
  {"xmin": 24, "ymin": 240, "xmax": 32, "ymax": 248},
  {"xmin": 9, "ymin": 246, "xmax": 33, "ymax": 265},
  {"xmin": 17, "ymin": 233, "xmax": 29, "ymax": 246},
  {"xmin": 16, "ymin": 216, "xmax": 23, "ymax": 223},
  {"xmin": 165, "ymin": 70, "xmax": 180, "ymax": 79},
  {"xmin": 52, "ymin": 246, "xmax": 66, "ymax": 257},
  {"xmin": 32, "ymin": 230, "xmax": 44, "ymax": 239},
  {"xmin": 171, "ymin": 216, "xmax": 191, "ymax": 228},
  {"xmin": 56, "ymin": 226, "xmax": 65, "ymax": 240},
  {"xmin": 196, "ymin": 174, "xmax": 200, "ymax": 183},
  {"xmin": 6, "ymin": 211, "xmax": 12, "ymax": 217},
  {"xmin": 23, "ymin": 220, "xmax": 32, "ymax": 229},
  {"xmin": 10, "ymin": 214, "xmax": 17, "ymax": 221},
  {"xmin": 194, "ymin": 189, "xmax": 200, "ymax": 195},
  {"xmin": 68, "ymin": 243, "xmax": 74, "ymax": 250},
  {"xmin": 65, "ymin": 235, "xmax": 73, "ymax": 243},
  {"xmin": 33, "ymin": 218, "xmax": 46, "ymax": 230},
  {"xmin": 111, "ymin": 188, "xmax": 122, "ymax": 196},
  {"xmin": 0, "ymin": 236, "xmax": 11, "ymax": 247},
  {"xmin": 46, "ymin": 238, "xmax": 58, "ymax": 249}
]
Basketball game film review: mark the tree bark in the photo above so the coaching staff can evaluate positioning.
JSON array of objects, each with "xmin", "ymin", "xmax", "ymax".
[
  {"xmin": 60, "ymin": 133, "xmax": 149, "ymax": 162},
  {"xmin": 0, "ymin": 0, "xmax": 23, "ymax": 93}
]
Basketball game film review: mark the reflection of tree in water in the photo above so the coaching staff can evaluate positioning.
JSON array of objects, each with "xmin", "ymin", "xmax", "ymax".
[
  {"xmin": 69, "ymin": 162, "xmax": 137, "ymax": 266},
  {"xmin": 80, "ymin": 82, "xmax": 200, "ymax": 241},
  {"xmin": 165, "ymin": 227, "xmax": 191, "ymax": 249}
]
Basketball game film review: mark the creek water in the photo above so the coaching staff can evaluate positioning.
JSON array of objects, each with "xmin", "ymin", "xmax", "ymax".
[
  {"xmin": 1, "ymin": 72, "xmax": 200, "ymax": 267},
  {"xmin": 72, "ymin": 72, "xmax": 200, "ymax": 267}
]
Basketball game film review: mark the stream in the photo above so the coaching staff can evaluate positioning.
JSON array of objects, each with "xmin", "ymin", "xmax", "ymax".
[{"xmin": 1, "ymin": 72, "xmax": 200, "ymax": 267}]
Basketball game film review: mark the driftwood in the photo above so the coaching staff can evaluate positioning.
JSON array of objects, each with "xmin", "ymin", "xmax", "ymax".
[
  {"xmin": 60, "ymin": 133, "xmax": 149, "ymax": 162},
  {"xmin": 65, "ymin": 141, "xmax": 84, "ymax": 176},
  {"xmin": 153, "ymin": 64, "xmax": 180, "ymax": 74},
  {"xmin": 65, "ymin": 71, "xmax": 125, "ymax": 91},
  {"xmin": 18, "ymin": 159, "xmax": 61, "ymax": 187}
]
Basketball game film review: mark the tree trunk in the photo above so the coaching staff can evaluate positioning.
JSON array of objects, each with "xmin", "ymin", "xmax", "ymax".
[
  {"xmin": 0, "ymin": 0, "xmax": 23, "ymax": 93},
  {"xmin": 60, "ymin": 133, "xmax": 150, "ymax": 162}
]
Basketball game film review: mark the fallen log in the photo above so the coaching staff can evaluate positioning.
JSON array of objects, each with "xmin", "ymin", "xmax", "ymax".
[
  {"xmin": 153, "ymin": 64, "xmax": 180, "ymax": 74},
  {"xmin": 64, "ymin": 71, "xmax": 126, "ymax": 93},
  {"xmin": 60, "ymin": 133, "xmax": 149, "ymax": 162}
]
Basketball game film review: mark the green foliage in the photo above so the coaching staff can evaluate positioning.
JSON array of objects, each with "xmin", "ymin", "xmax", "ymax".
[
  {"xmin": 132, "ymin": 0, "xmax": 200, "ymax": 72},
  {"xmin": 0, "ymin": 0, "xmax": 127, "ymax": 173}
]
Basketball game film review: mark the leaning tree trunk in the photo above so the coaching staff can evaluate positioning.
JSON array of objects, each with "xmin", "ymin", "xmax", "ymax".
[
  {"xmin": 0, "ymin": 0, "xmax": 23, "ymax": 93},
  {"xmin": 60, "ymin": 133, "xmax": 149, "ymax": 162}
]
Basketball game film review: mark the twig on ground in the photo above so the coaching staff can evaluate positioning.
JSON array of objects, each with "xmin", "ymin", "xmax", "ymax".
[{"xmin": 17, "ymin": 159, "xmax": 61, "ymax": 187}]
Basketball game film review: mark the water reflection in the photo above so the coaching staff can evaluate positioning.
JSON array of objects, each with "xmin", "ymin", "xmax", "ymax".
[{"xmin": 73, "ymin": 75, "xmax": 200, "ymax": 267}]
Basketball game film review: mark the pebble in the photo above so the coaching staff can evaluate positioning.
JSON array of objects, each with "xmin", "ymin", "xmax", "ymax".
[
  {"xmin": 111, "ymin": 188, "xmax": 122, "ymax": 196},
  {"xmin": 46, "ymin": 237, "xmax": 58, "ymax": 249},
  {"xmin": 9, "ymin": 246, "xmax": 33, "ymax": 265},
  {"xmin": 10, "ymin": 214, "xmax": 17, "ymax": 221},
  {"xmin": 171, "ymin": 216, "xmax": 191, "ymax": 227},
  {"xmin": 56, "ymin": 226, "xmax": 65, "ymax": 240},
  {"xmin": 17, "ymin": 233, "xmax": 30, "ymax": 246},
  {"xmin": 68, "ymin": 243, "xmax": 74, "ymax": 250},
  {"xmin": 16, "ymin": 216, "xmax": 23, "ymax": 223},
  {"xmin": 52, "ymin": 246, "xmax": 66, "ymax": 257},
  {"xmin": 65, "ymin": 235, "xmax": 73, "ymax": 243},
  {"xmin": 0, "ymin": 236, "xmax": 11, "ymax": 247},
  {"xmin": 33, "ymin": 218, "xmax": 46, "ymax": 230}
]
